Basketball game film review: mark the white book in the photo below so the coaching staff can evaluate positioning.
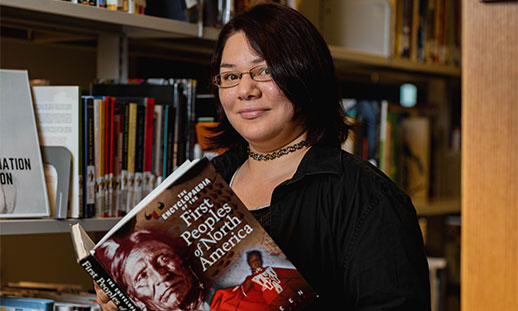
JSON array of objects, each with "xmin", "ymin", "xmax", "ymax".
[{"xmin": 1, "ymin": 70, "xmax": 50, "ymax": 218}]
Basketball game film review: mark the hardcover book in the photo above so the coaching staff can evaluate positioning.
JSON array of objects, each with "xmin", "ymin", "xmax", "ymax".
[{"xmin": 71, "ymin": 158, "xmax": 317, "ymax": 311}]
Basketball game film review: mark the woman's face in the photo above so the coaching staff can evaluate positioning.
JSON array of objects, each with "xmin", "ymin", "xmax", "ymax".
[
  {"xmin": 123, "ymin": 241, "xmax": 195, "ymax": 310},
  {"xmin": 218, "ymin": 31, "xmax": 304, "ymax": 151}
]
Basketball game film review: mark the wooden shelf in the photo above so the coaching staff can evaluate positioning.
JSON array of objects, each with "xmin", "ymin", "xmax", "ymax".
[
  {"xmin": 0, "ymin": 217, "xmax": 121, "ymax": 235},
  {"xmin": 414, "ymin": 198, "xmax": 460, "ymax": 216},
  {"xmin": 329, "ymin": 45, "xmax": 461, "ymax": 76}
]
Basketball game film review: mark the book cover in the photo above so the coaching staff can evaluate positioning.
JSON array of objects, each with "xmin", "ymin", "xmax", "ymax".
[
  {"xmin": 32, "ymin": 85, "xmax": 82, "ymax": 218},
  {"xmin": 0, "ymin": 70, "xmax": 50, "ymax": 218},
  {"xmin": 72, "ymin": 158, "xmax": 317, "ymax": 311}
]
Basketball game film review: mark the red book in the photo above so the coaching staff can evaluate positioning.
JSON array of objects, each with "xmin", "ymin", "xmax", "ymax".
[
  {"xmin": 143, "ymin": 98, "xmax": 155, "ymax": 197},
  {"xmin": 105, "ymin": 96, "xmax": 115, "ymax": 216}
]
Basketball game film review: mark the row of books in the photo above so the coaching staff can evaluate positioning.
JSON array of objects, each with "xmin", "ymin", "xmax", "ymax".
[
  {"xmin": 32, "ymin": 80, "xmax": 198, "ymax": 219},
  {"xmin": 1, "ymin": 282, "xmax": 101, "ymax": 311},
  {"xmin": 342, "ymin": 99, "xmax": 431, "ymax": 205},
  {"xmin": 393, "ymin": 0, "xmax": 461, "ymax": 66},
  {"xmin": 61, "ymin": 0, "xmax": 233, "ymax": 27},
  {"xmin": 63, "ymin": 0, "xmax": 146, "ymax": 14}
]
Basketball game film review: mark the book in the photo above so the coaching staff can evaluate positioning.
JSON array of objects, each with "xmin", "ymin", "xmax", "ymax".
[
  {"xmin": 94, "ymin": 97, "xmax": 106, "ymax": 217},
  {"xmin": 71, "ymin": 158, "xmax": 317, "ymax": 311},
  {"xmin": 32, "ymin": 85, "xmax": 82, "ymax": 218},
  {"xmin": 82, "ymin": 96, "xmax": 96, "ymax": 218},
  {"xmin": 0, "ymin": 70, "xmax": 50, "ymax": 218},
  {"xmin": 401, "ymin": 116, "xmax": 430, "ymax": 204},
  {"xmin": 0, "ymin": 296, "xmax": 54, "ymax": 311},
  {"xmin": 142, "ymin": 98, "xmax": 155, "ymax": 198}
]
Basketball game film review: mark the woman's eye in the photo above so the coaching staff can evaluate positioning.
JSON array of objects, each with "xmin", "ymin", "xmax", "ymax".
[
  {"xmin": 259, "ymin": 68, "xmax": 270, "ymax": 75},
  {"xmin": 222, "ymin": 73, "xmax": 239, "ymax": 81}
]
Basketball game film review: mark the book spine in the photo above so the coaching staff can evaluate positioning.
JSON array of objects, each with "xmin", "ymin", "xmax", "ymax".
[
  {"xmin": 166, "ymin": 105, "xmax": 176, "ymax": 176},
  {"xmin": 106, "ymin": 0, "xmax": 117, "ymax": 10},
  {"xmin": 120, "ymin": 102, "xmax": 130, "ymax": 216},
  {"xmin": 162, "ymin": 105, "xmax": 169, "ymax": 179},
  {"xmin": 152, "ymin": 105, "xmax": 163, "ymax": 188},
  {"xmin": 173, "ymin": 82, "xmax": 184, "ymax": 169},
  {"xmin": 94, "ymin": 98, "xmax": 105, "ymax": 218},
  {"xmin": 184, "ymin": 79, "xmax": 197, "ymax": 161},
  {"xmin": 126, "ymin": 103, "xmax": 137, "ymax": 212},
  {"xmin": 142, "ymin": 98, "xmax": 155, "ymax": 197},
  {"xmin": 83, "ymin": 97, "xmax": 96, "ymax": 218},
  {"xmin": 79, "ymin": 254, "xmax": 138, "ymax": 311},
  {"xmin": 78, "ymin": 92, "xmax": 83, "ymax": 218},
  {"xmin": 106, "ymin": 97, "xmax": 115, "ymax": 216},
  {"xmin": 113, "ymin": 102, "xmax": 124, "ymax": 217},
  {"xmin": 133, "ymin": 103, "xmax": 145, "ymax": 206}
]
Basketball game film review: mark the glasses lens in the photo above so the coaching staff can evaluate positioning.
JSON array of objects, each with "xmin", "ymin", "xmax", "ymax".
[
  {"xmin": 251, "ymin": 66, "xmax": 272, "ymax": 82},
  {"xmin": 217, "ymin": 72, "xmax": 240, "ymax": 88}
]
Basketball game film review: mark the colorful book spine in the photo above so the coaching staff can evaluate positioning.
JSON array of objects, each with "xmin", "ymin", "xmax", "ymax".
[
  {"xmin": 105, "ymin": 97, "xmax": 115, "ymax": 216},
  {"xmin": 94, "ymin": 97, "xmax": 105, "ymax": 217},
  {"xmin": 142, "ymin": 98, "xmax": 155, "ymax": 197},
  {"xmin": 125, "ymin": 102, "xmax": 137, "ymax": 213},
  {"xmin": 113, "ymin": 101, "xmax": 124, "ymax": 217}
]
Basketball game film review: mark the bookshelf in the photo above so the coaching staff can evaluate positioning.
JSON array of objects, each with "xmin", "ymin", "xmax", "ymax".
[
  {"xmin": 0, "ymin": 0, "xmax": 459, "ymax": 80},
  {"xmin": 0, "ymin": 218, "xmax": 120, "ymax": 235},
  {"xmin": 0, "ymin": 0, "xmax": 462, "ymax": 299}
]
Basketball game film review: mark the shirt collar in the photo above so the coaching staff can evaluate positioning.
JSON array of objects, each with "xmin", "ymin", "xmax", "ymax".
[{"xmin": 286, "ymin": 142, "xmax": 343, "ymax": 185}]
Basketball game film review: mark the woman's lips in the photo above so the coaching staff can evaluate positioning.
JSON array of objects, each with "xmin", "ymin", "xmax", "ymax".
[{"xmin": 239, "ymin": 108, "xmax": 268, "ymax": 119}]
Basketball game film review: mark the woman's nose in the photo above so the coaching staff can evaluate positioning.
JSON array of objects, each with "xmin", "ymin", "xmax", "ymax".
[{"xmin": 237, "ymin": 74, "xmax": 261, "ymax": 100}]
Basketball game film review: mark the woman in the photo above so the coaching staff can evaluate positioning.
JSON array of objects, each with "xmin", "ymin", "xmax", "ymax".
[{"xmin": 96, "ymin": 3, "xmax": 430, "ymax": 310}]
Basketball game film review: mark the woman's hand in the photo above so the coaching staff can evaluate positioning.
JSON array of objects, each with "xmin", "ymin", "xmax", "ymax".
[{"xmin": 94, "ymin": 282, "xmax": 118, "ymax": 311}]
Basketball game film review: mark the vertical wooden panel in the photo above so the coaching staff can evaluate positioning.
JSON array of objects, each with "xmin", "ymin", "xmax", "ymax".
[{"xmin": 462, "ymin": 1, "xmax": 518, "ymax": 310}]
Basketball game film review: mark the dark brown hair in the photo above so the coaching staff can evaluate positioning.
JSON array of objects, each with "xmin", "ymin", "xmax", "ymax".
[{"xmin": 208, "ymin": 3, "xmax": 349, "ymax": 150}]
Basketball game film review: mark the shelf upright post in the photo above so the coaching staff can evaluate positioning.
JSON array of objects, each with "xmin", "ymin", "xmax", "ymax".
[{"xmin": 97, "ymin": 32, "xmax": 128, "ymax": 83}]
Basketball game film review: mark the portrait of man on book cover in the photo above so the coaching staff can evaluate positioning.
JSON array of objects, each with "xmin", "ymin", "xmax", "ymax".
[{"xmin": 95, "ymin": 226, "xmax": 208, "ymax": 311}]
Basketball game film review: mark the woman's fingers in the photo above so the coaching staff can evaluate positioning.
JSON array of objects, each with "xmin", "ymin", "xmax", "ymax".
[{"xmin": 94, "ymin": 282, "xmax": 118, "ymax": 311}]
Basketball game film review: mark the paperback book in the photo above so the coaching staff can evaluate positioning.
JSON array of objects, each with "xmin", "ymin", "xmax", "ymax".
[{"xmin": 71, "ymin": 158, "xmax": 317, "ymax": 311}]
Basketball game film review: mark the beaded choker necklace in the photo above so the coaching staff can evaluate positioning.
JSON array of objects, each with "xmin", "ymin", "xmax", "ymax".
[{"xmin": 247, "ymin": 140, "xmax": 309, "ymax": 161}]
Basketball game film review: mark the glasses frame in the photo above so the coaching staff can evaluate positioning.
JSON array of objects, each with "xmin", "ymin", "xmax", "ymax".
[{"xmin": 213, "ymin": 65, "xmax": 273, "ymax": 88}]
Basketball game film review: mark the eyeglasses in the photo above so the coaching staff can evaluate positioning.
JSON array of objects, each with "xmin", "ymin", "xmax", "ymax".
[{"xmin": 213, "ymin": 65, "xmax": 272, "ymax": 88}]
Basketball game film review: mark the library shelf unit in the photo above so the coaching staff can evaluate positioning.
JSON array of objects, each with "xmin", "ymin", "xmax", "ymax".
[{"xmin": 0, "ymin": 0, "xmax": 460, "ymax": 79}]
